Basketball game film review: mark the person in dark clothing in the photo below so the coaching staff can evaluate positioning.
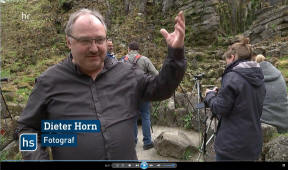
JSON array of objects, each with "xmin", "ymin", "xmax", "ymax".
[
  {"xmin": 106, "ymin": 39, "xmax": 117, "ymax": 61},
  {"xmin": 204, "ymin": 38, "xmax": 266, "ymax": 161},
  {"xmin": 16, "ymin": 9, "xmax": 186, "ymax": 160}
]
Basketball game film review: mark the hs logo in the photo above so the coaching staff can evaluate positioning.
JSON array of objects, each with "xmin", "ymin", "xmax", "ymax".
[{"xmin": 19, "ymin": 133, "xmax": 37, "ymax": 151}]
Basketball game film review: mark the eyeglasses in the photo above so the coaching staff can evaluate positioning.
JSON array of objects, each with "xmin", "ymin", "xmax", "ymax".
[{"xmin": 68, "ymin": 34, "xmax": 107, "ymax": 46}]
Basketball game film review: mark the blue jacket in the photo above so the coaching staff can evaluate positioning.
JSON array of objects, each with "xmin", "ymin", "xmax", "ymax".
[
  {"xmin": 107, "ymin": 52, "xmax": 117, "ymax": 61},
  {"xmin": 205, "ymin": 59, "xmax": 266, "ymax": 160}
]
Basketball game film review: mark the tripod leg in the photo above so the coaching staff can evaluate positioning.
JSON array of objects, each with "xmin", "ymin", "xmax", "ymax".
[
  {"xmin": 196, "ymin": 80, "xmax": 202, "ymax": 147},
  {"xmin": 197, "ymin": 115, "xmax": 214, "ymax": 161},
  {"xmin": 206, "ymin": 134, "xmax": 215, "ymax": 147},
  {"xmin": 1, "ymin": 90, "xmax": 13, "ymax": 120}
]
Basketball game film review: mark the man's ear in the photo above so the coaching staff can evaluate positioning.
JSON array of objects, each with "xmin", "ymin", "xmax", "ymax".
[
  {"xmin": 66, "ymin": 36, "xmax": 72, "ymax": 49},
  {"xmin": 231, "ymin": 54, "xmax": 235, "ymax": 61}
]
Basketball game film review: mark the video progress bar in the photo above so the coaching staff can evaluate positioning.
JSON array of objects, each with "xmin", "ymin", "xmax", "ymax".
[{"xmin": 112, "ymin": 162, "xmax": 177, "ymax": 169}]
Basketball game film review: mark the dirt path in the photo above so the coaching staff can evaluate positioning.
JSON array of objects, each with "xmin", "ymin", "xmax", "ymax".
[{"xmin": 135, "ymin": 125, "xmax": 201, "ymax": 161}]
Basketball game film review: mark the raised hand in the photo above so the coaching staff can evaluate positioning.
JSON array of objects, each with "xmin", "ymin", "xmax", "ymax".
[{"xmin": 160, "ymin": 11, "xmax": 185, "ymax": 48}]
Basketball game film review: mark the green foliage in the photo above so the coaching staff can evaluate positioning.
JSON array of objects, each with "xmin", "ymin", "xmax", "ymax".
[
  {"xmin": 13, "ymin": 152, "xmax": 23, "ymax": 160},
  {"xmin": 58, "ymin": 0, "xmax": 67, "ymax": 8},
  {"xmin": 151, "ymin": 101, "xmax": 162, "ymax": 119},
  {"xmin": 216, "ymin": 2, "xmax": 232, "ymax": 35},
  {"xmin": 16, "ymin": 88, "xmax": 31, "ymax": 102},
  {"xmin": 0, "ymin": 135, "xmax": 22, "ymax": 160},
  {"xmin": 0, "ymin": 135, "xmax": 8, "ymax": 145},
  {"xmin": 270, "ymin": 23, "xmax": 277, "ymax": 31},
  {"xmin": 1, "ymin": 0, "xmax": 26, "ymax": 2},
  {"xmin": 182, "ymin": 148, "xmax": 192, "ymax": 160},
  {"xmin": 1, "ymin": 69, "xmax": 10, "ymax": 79},
  {"xmin": 277, "ymin": 56, "xmax": 288, "ymax": 92},
  {"xmin": 22, "ymin": 76, "xmax": 34, "ymax": 84},
  {"xmin": 216, "ymin": 0, "xmax": 261, "ymax": 35},
  {"xmin": 279, "ymin": 66, "xmax": 288, "ymax": 78},
  {"xmin": 0, "ymin": 150, "xmax": 9, "ymax": 161},
  {"xmin": 272, "ymin": 132, "xmax": 288, "ymax": 140},
  {"xmin": 0, "ymin": 135, "xmax": 9, "ymax": 160},
  {"xmin": 183, "ymin": 112, "xmax": 193, "ymax": 129}
]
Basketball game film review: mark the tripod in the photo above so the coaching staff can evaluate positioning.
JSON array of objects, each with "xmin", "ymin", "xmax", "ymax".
[
  {"xmin": 1, "ymin": 78, "xmax": 13, "ymax": 120},
  {"xmin": 0, "ymin": 78, "xmax": 16, "ymax": 150},
  {"xmin": 179, "ymin": 73, "xmax": 218, "ymax": 161},
  {"xmin": 192, "ymin": 73, "xmax": 204, "ymax": 136},
  {"xmin": 179, "ymin": 73, "xmax": 205, "ymax": 132},
  {"xmin": 190, "ymin": 74, "xmax": 218, "ymax": 161},
  {"xmin": 197, "ymin": 111, "xmax": 218, "ymax": 161},
  {"xmin": 178, "ymin": 73, "xmax": 204, "ymax": 145}
]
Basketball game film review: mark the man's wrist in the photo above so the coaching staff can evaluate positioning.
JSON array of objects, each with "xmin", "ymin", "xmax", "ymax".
[{"xmin": 168, "ymin": 46, "xmax": 184, "ymax": 60}]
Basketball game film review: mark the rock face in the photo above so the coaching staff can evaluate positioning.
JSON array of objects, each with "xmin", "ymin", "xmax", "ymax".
[
  {"xmin": 154, "ymin": 131, "xmax": 199, "ymax": 159},
  {"xmin": 260, "ymin": 123, "xmax": 288, "ymax": 161},
  {"xmin": 162, "ymin": 0, "xmax": 174, "ymax": 13},
  {"xmin": 261, "ymin": 123, "xmax": 278, "ymax": 143},
  {"xmin": 1, "ymin": 140, "xmax": 19, "ymax": 160},
  {"xmin": 124, "ymin": 0, "xmax": 148, "ymax": 14},
  {"xmin": 151, "ymin": 92, "xmax": 211, "ymax": 132},
  {"xmin": 252, "ymin": 40, "xmax": 288, "ymax": 58},
  {"xmin": 265, "ymin": 0, "xmax": 288, "ymax": 6},
  {"xmin": 263, "ymin": 135, "xmax": 288, "ymax": 161},
  {"xmin": 0, "ymin": 118, "xmax": 18, "ymax": 152},
  {"xmin": 6, "ymin": 102, "xmax": 25, "ymax": 117},
  {"xmin": 245, "ymin": 5, "xmax": 288, "ymax": 44},
  {"xmin": 180, "ymin": 0, "xmax": 220, "ymax": 46}
]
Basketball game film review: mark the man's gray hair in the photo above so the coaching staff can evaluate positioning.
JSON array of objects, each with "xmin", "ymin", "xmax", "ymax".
[{"xmin": 65, "ymin": 8, "xmax": 107, "ymax": 36}]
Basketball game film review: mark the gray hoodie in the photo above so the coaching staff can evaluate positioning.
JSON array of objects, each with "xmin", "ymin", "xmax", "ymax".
[{"xmin": 260, "ymin": 61, "xmax": 288, "ymax": 133}]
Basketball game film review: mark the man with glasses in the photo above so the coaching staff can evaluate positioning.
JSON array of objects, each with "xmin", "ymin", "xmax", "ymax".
[{"xmin": 17, "ymin": 8, "xmax": 186, "ymax": 160}]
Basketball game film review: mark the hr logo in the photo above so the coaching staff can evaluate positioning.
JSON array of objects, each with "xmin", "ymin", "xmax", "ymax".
[
  {"xmin": 19, "ymin": 133, "xmax": 37, "ymax": 151},
  {"xmin": 21, "ymin": 12, "xmax": 30, "ymax": 20}
]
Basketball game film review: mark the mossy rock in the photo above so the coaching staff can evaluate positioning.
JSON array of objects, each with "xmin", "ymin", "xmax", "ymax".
[
  {"xmin": 263, "ymin": 135, "xmax": 288, "ymax": 161},
  {"xmin": 278, "ymin": 60, "xmax": 288, "ymax": 68},
  {"xmin": 1, "ymin": 85, "xmax": 17, "ymax": 93},
  {"xmin": 17, "ymin": 82, "xmax": 31, "ymax": 89},
  {"xmin": 3, "ymin": 92, "xmax": 17, "ymax": 102}
]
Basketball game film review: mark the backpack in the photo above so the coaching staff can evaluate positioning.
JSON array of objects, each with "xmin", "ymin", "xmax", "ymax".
[{"xmin": 123, "ymin": 54, "xmax": 142, "ymax": 69}]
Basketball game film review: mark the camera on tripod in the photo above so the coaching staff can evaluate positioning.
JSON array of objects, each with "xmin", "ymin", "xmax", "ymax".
[
  {"xmin": 193, "ymin": 73, "xmax": 205, "ymax": 80},
  {"xmin": 187, "ymin": 74, "xmax": 220, "ymax": 161},
  {"xmin": 179, "ymin": 72, "xmax": 219, "ymax": 161}
]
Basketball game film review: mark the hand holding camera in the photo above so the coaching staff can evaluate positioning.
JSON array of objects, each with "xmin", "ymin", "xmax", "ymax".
[{"xmin": 205, "ymin": 87, "xmax": 218, "ymax": 96}]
